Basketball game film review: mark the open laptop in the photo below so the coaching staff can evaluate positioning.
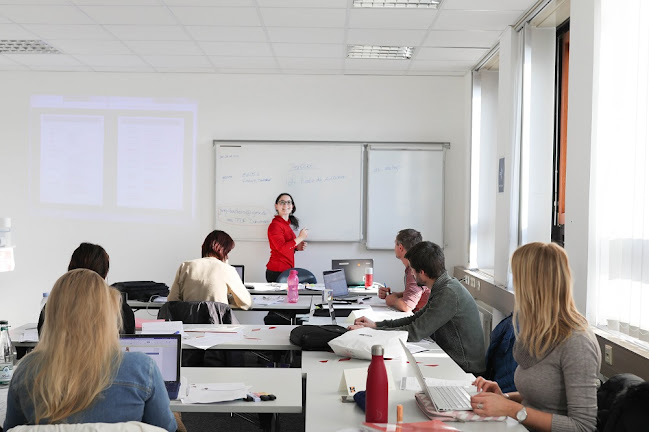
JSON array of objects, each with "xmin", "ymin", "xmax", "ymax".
[
  {"xmin": 232, "ymin": 264, "xmax": 254, "ymax": 289},
  {"xmin": 332, "ymin": 259, "xmax": 374, "ymax": 287},
  {"xmin": 323, "ymin": 269, "xmax": 362, "ymax": 300},
  {"xmin": 119, "ymin": 334, "xmax": 182, "ymax": 400},
  {"xmin": 399, "ymin": 339, "xmax": 472, "ymax": 412}
]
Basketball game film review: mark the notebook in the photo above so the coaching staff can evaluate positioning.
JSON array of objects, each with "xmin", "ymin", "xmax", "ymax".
[
  {"xmin": 399, "ymin": 339, "xmax": 472, "ymax": 412},
  {"xmin": 119, "ymin": 334, "xmax": 182, "ymax": 400},
  {"xmin": 332, "ymin": 259, "xmax": 374, "ymax": 287}
]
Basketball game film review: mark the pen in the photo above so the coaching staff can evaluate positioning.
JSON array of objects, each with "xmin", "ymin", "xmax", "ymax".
[{"xmin": 362, "ymin": 297, "xmax": 372, "ymax": 301}]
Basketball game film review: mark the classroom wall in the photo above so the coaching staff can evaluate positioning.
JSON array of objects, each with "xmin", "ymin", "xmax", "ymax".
[{"xmin": 0, "ymin": 72, "xmax": 468, "ymax": 326}]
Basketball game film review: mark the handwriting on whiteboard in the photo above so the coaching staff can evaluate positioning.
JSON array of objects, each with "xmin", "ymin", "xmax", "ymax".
[
  {"xmin": 372, "ymin": 165, "xmax": 400, "ymax": 173},
  {"xmin": 217, "ymin": 207, "xmax": 273, "ymax": 225},
  {"xmin": 286, "ymin": 174, "xmax": 346, "ymax": 186}
]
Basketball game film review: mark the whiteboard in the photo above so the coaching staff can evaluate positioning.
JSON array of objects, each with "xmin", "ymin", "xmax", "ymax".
[
  {"xmin": 366, "ymin": 145, "xmax": 446, "ymax": 249},
  {"xmin": 215, "ymin": 142, "xmax": 363, "ymax": 241}
]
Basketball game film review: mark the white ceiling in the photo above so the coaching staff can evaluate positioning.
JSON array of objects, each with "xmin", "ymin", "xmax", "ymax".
[{"xmin": 0, "ymin": 0, "xmax": 539, "ymax": 75}]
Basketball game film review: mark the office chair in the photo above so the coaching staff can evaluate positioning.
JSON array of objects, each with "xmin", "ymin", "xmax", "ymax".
[{"xmin": 276, "ymin": 267, "xmax": 317, "ymax": 284}]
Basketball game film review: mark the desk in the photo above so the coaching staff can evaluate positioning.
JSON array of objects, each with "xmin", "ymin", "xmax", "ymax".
[
  {"xmin": 246, "ymin": 282, "xmax": 379, "ymax": 297},
  {"xmin": 182, "ymin": 324, "xmax": 299, "ymax": 351},
  {"xmin": 301, "ymin": 347, "xmax": 526, "ymax": 431}
]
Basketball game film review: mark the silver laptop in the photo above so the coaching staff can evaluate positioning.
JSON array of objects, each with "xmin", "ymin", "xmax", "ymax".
[
  {"xmin": 323, "ymin": 269, "xmax": 360, "ymax": 300},
  {"xmin": 119, "ymin": 334, "xmax": 182, "ymax": 400},
  {"xmin": 332, "ymin": 259, "xmax": 373, "ymax": 287},
  {"xmin": 399, "ymin": 339, "xmax": 472, "ymax": 412}
]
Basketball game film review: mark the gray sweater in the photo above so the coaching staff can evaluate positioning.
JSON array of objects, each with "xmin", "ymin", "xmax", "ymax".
[
  {"xmin": 514, "ymin": 329, "xmax": 601, "ymax": 432},
  {"xmin": 375, "ymin": 272, "xmax": 485, "ymax": 374}
]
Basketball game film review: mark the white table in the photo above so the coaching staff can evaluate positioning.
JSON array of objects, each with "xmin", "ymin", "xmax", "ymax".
[
  {"xmin": 182, "ymin": 324, "xmax": 299, "ymax": 351},
  {"xmin": 301, "ymin": 345, "xmax": 526, "ymax": 431},
  {"xmin": 246, "ymin": 282, "xmax": 379, "ymax": 297},
  {"xmin": 306, "ymin": 298, "xmax": 413, "ymax": 326}
]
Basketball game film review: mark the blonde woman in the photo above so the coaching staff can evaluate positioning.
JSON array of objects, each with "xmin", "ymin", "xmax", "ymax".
[
  {"xmin": 3, "ymin": 269, "xmax": 177, "ymax": 431},
  {"xmin": 471, "ymin": 242, "xmax": 601, "ymax": 432}
]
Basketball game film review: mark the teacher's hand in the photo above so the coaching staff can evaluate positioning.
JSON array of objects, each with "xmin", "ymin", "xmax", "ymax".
[
  {"xmin": 296, "ymin": 241, "xmax": 307, "ymax": 251},
  {"xmin": 298, "ymin": 228, "xmax": 309, "ymax": 240}
]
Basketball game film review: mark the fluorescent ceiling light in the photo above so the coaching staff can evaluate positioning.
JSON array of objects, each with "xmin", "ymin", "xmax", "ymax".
[
  {"xmin": 352, "ymin": 0, "xmax": 442, "ymax": 8},
  {"xmin": 347, "ymin": 45, "xmax": 413, "ymax": 59},
  {"xmin": 0, "ymin": 40, "xmax": 61, "ymax": 54}
]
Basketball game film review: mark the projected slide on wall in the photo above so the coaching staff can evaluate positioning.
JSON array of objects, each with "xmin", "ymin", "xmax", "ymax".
[{"xmin": 30, "ymin": 95, "xmax": 197, "ymax": 224}]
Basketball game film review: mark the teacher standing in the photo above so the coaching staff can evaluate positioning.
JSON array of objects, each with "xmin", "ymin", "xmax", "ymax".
[{"xmin": 266, "ymin": 192, "xmax": 308, "ymax": 282}]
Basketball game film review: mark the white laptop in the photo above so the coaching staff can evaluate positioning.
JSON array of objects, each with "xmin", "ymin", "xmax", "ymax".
[
  {"xmin": 119, "ymin": 334, "xmax": 182, "ymax": 400},
  {"xmin": 399, "ymin": 339, "xmax": 473, "ymax": 412}
]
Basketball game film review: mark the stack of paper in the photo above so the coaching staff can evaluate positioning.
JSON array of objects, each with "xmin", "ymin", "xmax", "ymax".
[{"xmin": 181, "ymin": 383, "xmax": 250, "ymax": 404}]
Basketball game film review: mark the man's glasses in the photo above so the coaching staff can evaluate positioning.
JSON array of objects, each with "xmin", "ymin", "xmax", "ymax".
[{"xmin": 278, "ymin": 200, "xmax": 293, "ymax": 206}]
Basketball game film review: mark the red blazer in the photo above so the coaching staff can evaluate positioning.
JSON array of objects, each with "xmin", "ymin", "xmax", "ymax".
[{"xmin": 266, "ymin": 216, "xmax": 296, "ymax": 272}]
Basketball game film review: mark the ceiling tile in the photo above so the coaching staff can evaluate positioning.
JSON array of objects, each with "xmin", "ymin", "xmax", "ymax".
[
  {"xmin": 433, "ymin": 10, "xmax": 522, "ymax": 30},
  {"xmin": 74, "ymin": 54, "xmax": 150, "ymax": 67},
  {"xmin": 5, "ymin": 53, "xmax": 82, "ymax": 66},
  {"xmin": 0, "ymin": 1, "xmax": 75, "ymax": 4},
  {"xmin": 272, "ymin": 43, "xmax": 344, "ymax": 58},
  {"xmin": 345, "ymin": 69, "xmax": 404, "ymax": 76},
  {"xmin": 408, "ymin": 69, "xmax": 464, "ymax": 76},
  {"xmin": 282, "ymin": 68, "xmax": 343, "ymax": 75},
  {"xmin": 0, "ymin": 54, "xmax": 19, "ymax": 65},
  {"xmin": 164, "ymin": 0, "xmax": 254, "ymax": 6},
  {"xmin": 0, "ymin": 5, "xmax": 93, "ymax": 24},
  {"xmin": 344, "ymin": 58, "xmax": 409, "ymax": 71},
  {"xmin": 217, "ymin": 68, "xmax": 280, "ymax": 74},
  {"xmin": 91, "ymin": 65, "xmax": 155, "ymax": 72},
  {"xmin": 409, "ymin": 59, "xmax": 474, "ymax": 71},
  {"xmin": 48, "ymin": 39, "xmax": 131, "ymax": 55},
  {"xmin": 199, "ymin": 41, "xmax": 273, "ymax": 56},
  {"xmin": 169, "ymin": 7, "xmax": 261, "ymax": 26},
  {"xmin": 347, "ymin": 28, "xmax": 426, "ymax": 46},
  {"xmin": 143, "ymin": 55, "xmax": 213, "ymax": 68},
  {"xmin": 260, "ymin": 8, "xmax": 346, "ymax": 28},
  {"xmin": 123, "ymin": 40, "xmax": 204, "ymax": 56},
  {"xmin": 0, "ymin": 24, "xmax": 40, "ymax": 39},
  {"xmin": 267, "ymin": 27, "xmax": 344, "ymax": 44},
  {"xmin": 105, "ymin": 25, "xmax": 191, "ymax": 41},
  {"xmin": 155, "ymin": 66, "xmax": 216, "ymax": 73},
  {"xmin": 22, "ymin": 24, "xmax": 115, "ymax": 40},
  {"xmin": 186, "ymin": 26, "xmax": 267, "ymax": 42},
  {"xmin": 415, "ymin": 46, "xmax": 487, "ymax": 61},
  {"xmin": 422, "ymin": 29, "xmax": 501, "ymax": 47},
  {"xmin": 348, "ymin": 9, "xmax": 438, "ymax": 30},
  {"xmin": 30, "ymin": 65, "xmax": 94, "ymax": 71},
  {"xmin": 257, "ymin": 0, "xmax": 347, "ymax": 7},
  {"xmin": 276, "ymin": 57, "xmax": 343, "ymax": 69},
  {"xmin": 209, "ymin": 56, "xmax": 277, "ymax": 68},
  {"xmin": 0, "ymin": 64, "xmax": 29, "ymax": 71},
  {"xmin": 442, "ymin": 0, "xmax": 532, "ymax": 11},
  {"xmin": 79, "ymin": 6, "xmax": 178, "ymax": 25},
  {"xmin": 74, "ymin": 0, "xmax": 160, "ymax": 5}
]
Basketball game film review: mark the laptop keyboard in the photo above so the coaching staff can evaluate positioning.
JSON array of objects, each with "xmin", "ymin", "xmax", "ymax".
[{"xmin": 429, "ymin": 386, "xmax": 472, "ymax": 411}]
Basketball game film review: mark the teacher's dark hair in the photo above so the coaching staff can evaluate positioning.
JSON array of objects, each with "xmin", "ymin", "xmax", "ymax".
[
  {"xmin": 202, "ymin": 230, "xmax": 235, "ymax": 261},
  {"xmin": 404, "ymin": 241, "xmax": 446, "ymax": 280},
  {"xmin": 275, "ymin": 192, "xmax": 300, "ymax": 229},
  {"xmin": 68, "ymin": 243, "xmax": 110, "ymax": 279}
]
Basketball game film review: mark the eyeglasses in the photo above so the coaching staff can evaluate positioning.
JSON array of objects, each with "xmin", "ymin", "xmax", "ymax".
[{"xmin": 278, "ymin": 200, "xmax": 293, "ymax": 206}]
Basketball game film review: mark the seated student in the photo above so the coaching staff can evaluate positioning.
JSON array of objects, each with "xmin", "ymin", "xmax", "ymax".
[
  {"xmin": 4, "ymin": 269, "xmax": 177, "ymax": 431},
  {"xmin": 168, "ymin": 230, "xmax": 252, "ymax": 310},
  {"xmin": 38, "ymin": 242, "xmax": 135, "ymax": 336},
  {"xmin": 471, "ymin": 242, "xmax": 601, "ymax": 432},
  {"xmin": 350, "ymin": 241, "xmax": 485, "ymax": 374},
  {"xmin": 378, "ymin": 229, "xmax": 430, "ymax": 312}
]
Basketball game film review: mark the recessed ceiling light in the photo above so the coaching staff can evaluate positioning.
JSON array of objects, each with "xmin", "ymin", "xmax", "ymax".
[
  {"xmin": 347, "ymin": 45, "xmax": 413, "ymax": 59},
  {"xmin": 352, "ymin": 0, "xmax": 442, "ymax": 8},
  {"xmin": 0, "ymin": 40, "xmax": 61, "ymax": 54}
]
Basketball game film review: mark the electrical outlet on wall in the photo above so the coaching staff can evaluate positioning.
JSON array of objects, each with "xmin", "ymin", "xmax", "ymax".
[{"xmin": 604, "ymin": 345, "xmax": 613, "ymax": 365}]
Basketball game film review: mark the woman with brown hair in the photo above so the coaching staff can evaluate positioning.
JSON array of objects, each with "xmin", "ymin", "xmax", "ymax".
[
  {"xmin": 168, "ymin": 230, "xmax": 251, "ymax": 309},
  {"xmin": 471, "ymin": 242, "xmax": 601, "ymax": 431},
  {"xmin": 4, "ymin": 269, "xmax": 176, "ymax": 430}
]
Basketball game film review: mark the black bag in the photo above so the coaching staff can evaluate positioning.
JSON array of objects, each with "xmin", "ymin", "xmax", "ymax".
[
  {"xmin": 289, "ymin": 325, "xmax": 347, "ymax": 351},
  {"xmin": 112, "ymin": 281, "xmax": 169, "ymax": 302}
]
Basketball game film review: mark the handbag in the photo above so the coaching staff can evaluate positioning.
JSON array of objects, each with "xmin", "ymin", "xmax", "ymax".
[{"xmin": 289, "ymin": 325, "xmax": 348, "ymax": 351}]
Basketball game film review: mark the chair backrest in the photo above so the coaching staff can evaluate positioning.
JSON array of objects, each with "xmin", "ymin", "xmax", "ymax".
[
  {"xmin": 277, "ymin": 267, "xmax": 317, "ymax": 284},
  {"xmin": 157, "ymin": 301, "xmax": 238, "ymax": 325}
]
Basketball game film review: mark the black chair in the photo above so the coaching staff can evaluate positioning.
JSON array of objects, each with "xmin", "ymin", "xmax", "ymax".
[
  {"xmin": 276, "ymin": 267, "xmax": 317, "ymax": 284},
  {"xmin": 157, "ymin": 301, "xmax": 241, "ymax": 367}
]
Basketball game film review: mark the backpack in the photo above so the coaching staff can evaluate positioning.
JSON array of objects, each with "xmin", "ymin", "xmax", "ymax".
[{"xmin": 289, "ymin": 325, "xmax": 348, "ymax": 351}]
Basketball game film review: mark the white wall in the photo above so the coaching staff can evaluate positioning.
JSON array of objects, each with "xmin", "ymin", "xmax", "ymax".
[{"xmin": 0, "ymin": 72, "xmax": 468, "ymax": 326}]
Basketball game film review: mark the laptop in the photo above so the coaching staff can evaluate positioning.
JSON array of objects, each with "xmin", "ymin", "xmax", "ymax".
[
  {"xmin": 323, "ymin": 269, "xmax": 362, "ymax": 300},
  {"xmin": 232, "ymin": 265, "xmax": 244, "ymax": 282},
  {"xmin": 119, "ymin": 334, "xmax": 182, "ymax": 400},
  {"xmin": 332, "ymin": 259, "xmax": 373, "ymax": 287},
  {"xmin": 399, "ymin": 339, "xmax": 472, "ymax": 412}
]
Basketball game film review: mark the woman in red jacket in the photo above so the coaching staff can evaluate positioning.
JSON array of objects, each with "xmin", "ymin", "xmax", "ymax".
[{"xmin": 265, "ymin": 193, "xmax": 309, "ymax": 282}]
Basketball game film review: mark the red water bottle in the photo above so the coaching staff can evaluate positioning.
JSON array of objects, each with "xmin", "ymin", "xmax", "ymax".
[
  {"xmin": 287, "ymin": 270, "xmax": 299, "ymax": 303},
  {"xmin": 365, "ymin": 344, "xmax": 388, "ymax": 423}
]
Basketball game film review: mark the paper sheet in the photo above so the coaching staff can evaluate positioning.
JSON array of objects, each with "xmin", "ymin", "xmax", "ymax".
[
  {"xmin": 20, "ymin": 329, "xmax": 39, "ymax": 342},
  {"xmin": 183, "ymin": 332, "xmax": 244, "ymax": 349},
  {"xmin": 254, "ymin": 296, "xmax": 285, "ymax": 306},
  {"xmin": 181, "ymin": 382, "xmax": 250, "ymax": 404},
  {"xmin": 141, "ymin": 320, "xmax": 183, "ymax": 335}
]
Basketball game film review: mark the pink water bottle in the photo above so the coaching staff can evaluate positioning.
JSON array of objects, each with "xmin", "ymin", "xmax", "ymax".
[
  {"xmin": 365, "ymin": 344, "xmax": 388, "ymax": 423},
  {"xmin": 287, "ymin": 270, "xmax": 299, "ymax": 303}
]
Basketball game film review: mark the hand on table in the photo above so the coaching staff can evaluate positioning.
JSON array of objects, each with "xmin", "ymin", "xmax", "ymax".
[
  {"xmin": 378, "ymin": 286, "xmax": 391, "ymax": 299},
  {"xmin": 471, "ymin": 391, "xmax": 518, "ymax": 418},
  {"xmin": 351, "ymin": 316, "xmax": 376, "ymax": 328}
]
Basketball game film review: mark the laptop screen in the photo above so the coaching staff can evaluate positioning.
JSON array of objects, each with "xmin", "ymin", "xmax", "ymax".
[
  {"xmin": 232, "ymin": 265, "xmax": 244, "ymax": 282},
  {"xmin": 323, "ymin": 269, "xmax": 348, "ymax": 297},
  {"xmin": 119, "ymin": 334, "xmax": 180, "ymax": 382},
  {"xmin": 331, "ymin": 259, "xmax": 374, "ymax": 286}
]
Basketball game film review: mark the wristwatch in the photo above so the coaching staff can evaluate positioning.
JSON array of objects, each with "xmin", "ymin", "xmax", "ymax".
[{"xmin": 516, "ymin": 406, "xmax": 528, "ymax": 423}]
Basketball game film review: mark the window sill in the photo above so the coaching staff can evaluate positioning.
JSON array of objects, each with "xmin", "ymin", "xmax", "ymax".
[{"xmin": 592, "ymin": 326, "xmax": 649, "ymax": 381}]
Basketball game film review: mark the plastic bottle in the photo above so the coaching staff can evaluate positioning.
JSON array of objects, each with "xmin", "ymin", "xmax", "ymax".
[
  {"xmin": 287, "ymin": 270, "xmax": 299, "ymax": 303},
  {"xmin": 40, "ymin": 292, "xmax": 49, "ymax": 310},
  {"xmin": 365, "ymin": 344, "xmax": 388, "ymax": 423},
  {"xmin": 0, "ymin": 320, "xmax": 15, "ymax": 386}
]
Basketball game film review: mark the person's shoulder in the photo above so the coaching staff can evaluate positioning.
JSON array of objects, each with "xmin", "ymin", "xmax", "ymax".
[
  {"xmin": 117, "ymin": 352, "xmax": 155, "ymax": 378},
  {"xmin": 561, "ymin": 328, "xmax": 600, "ymax": 356}
]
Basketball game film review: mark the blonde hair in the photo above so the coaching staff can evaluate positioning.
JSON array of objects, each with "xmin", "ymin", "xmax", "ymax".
[
  {"xmin": 29, "ymin": 269, "xmax": 123, "ymax": 423},
  {"xmin": 512, "ymin": 242, "xmax": 588, "ymax": 358}
]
